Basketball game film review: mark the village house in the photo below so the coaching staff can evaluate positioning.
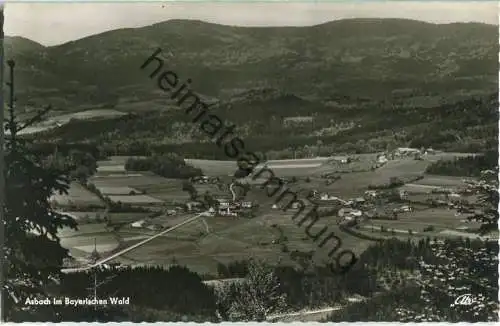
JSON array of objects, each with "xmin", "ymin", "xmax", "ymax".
[
  {"xmin": 338, "ymin": 208, "xmax": 363, "ymax": 219},
  {"xmin": 320, "ymin": 193, "xmax": 341, "ymax": 201},
  {"xmin": 331, "ymin": 156, "xmax": 351, "ymax": 164},
  {"xmin": 338, "ymin": 208, "xmax": 362, "ymax": 226},
  {"xmin": 216, "ymin": 198, "xmax": 230, "ymax": 208},
  {"xmin": 166, "ymin": 209, "xmax": 177, "ymax": 216},
  {"xmin": 131, "ymin": 220, "xmax": 146, "ymax": 228},
  {"xmin": 218, "ymin": 207, "xmax": 238, "ymax": 217},
  {"xmin": 394, "ymin": 205, "xmax": 412, "ymax": 213},
  {"xmin": 423, "ymin": 147, "xmax": 436, "ymax": 155},
  {"xmin": 377, "ymin": 154, "xmax": 388, "ymax": 164},
  {"xmin": 240, "ymin": 201, "xmax": 253, "ymax": 209},
  {"xmin": 318, "ymin": 192, "xmax": 346, "ymax": 204}
]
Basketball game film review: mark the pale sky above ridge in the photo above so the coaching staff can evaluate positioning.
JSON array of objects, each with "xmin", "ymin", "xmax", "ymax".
[{"xmin": 4, "ymin": 1, "xmax": 499, "ymax": 46}]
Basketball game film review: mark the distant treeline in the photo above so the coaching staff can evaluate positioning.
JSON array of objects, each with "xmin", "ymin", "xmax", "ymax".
[
  {"xmin": 426, "ymin": 150, "xmax": 498, "ymax": 177},
  {"xmin": 29, "ymin": 142, "xmax": 106, "ymax": 160},
  {"xmin": 37, "ymin": 93, "xmax": 498, "ymax": 160},
  {"xmin": 124, "ymin": 154, "xmax": 203, "ymax": 179}
]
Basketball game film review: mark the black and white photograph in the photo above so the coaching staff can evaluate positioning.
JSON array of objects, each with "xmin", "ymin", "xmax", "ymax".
[{"xmin": 1, "ymin": 1, "xmax": 499, "ymax": 322}]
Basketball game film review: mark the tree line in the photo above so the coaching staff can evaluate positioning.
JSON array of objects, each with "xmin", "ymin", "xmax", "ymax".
[
  {"xmin": 36, "ymin": 93, "xmax": 498, "ymax": 160},
  {"xmin": 124, "ymin": 154, "xmax": 203, "ymax": 179},
  {"xmin": 425, "ymin": 150, "xmax": 498, "ymax": 177}
]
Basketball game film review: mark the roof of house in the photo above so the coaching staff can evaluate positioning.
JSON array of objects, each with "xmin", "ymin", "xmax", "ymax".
[
  {"xmin": 131, "ymin": 219, "xmax": 146, "ymax": 227},
  {"xmin": 338, "ymin": 208, "xmax": 362, "ymax": 216}
]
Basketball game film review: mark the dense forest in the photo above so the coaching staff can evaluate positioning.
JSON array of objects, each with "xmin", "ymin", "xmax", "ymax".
[
  {"xmin": 9, "ymin": 236, "xmax": 496, "ymax": 322},
  {"xmin": 426, "ymin": 149, "xmax": 498, "ymax": 177},
  {"xmin": 36, "ymin": 93, "xmax": 498, "ymax": 160},
  {"xmin": 327, "ymin": 238, "xmax": 499, "ymax": 322},
  {"xmin": 124, "ymin": 154, "xmax": 203, "ymax": 179}
]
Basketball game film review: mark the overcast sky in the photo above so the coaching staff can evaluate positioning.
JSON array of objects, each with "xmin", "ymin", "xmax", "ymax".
[{"xmin": 4, "ymin": 1, "xmax": 499, "ymax": 46}]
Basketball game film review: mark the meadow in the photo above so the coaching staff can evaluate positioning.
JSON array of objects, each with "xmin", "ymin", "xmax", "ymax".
[
  {"xmin": 18, "ymin": 109, "xmax": 127, "ymax": 136},
  {"xmin": 57, "ymin": 152, "xmax": 488, "ymax": 274},
  {"xmin": 50, "ymin": 182, "xmax": 105, "ymax": 208}
]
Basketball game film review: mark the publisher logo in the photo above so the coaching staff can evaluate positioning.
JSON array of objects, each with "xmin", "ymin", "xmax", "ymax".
[{"xmin": 453, "ymin": 294, "xmax": 477, "ymax": 306}]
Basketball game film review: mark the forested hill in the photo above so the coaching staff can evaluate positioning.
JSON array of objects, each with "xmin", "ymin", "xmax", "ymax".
[
  {"xmin": 39, "ymin": 92, "xmax": 498, "ymax": 157},
  {"xmin": 5, "ymin": 18, "xmax": 498, "ymax": 111}
]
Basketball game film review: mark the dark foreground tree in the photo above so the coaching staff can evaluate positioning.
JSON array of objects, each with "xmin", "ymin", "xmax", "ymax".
[
  {"xmin": 221, "ymin": 259, "xmax": 288, "ymax": 321},
  {"xmin": 2, "ymin": 60, "xmax": 77, "ymax": 321},
  {"xmin": 466, "ymin": 168, "xmax": 499, "ymax": 234},
  {"xmin": 327, "ymin": 168, "xmax": 499, "ymax": 322}
]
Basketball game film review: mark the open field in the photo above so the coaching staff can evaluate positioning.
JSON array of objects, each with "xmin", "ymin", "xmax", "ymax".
[
  {"xmin": 96, "ymin": 165, "xmax": 127, "ymax": 173},
  {"xmin": 99, "ymin": 154, "xmax": 471, "ymax": 183},
  {"xmin": 400, "ymin": 183, "xmax": 440, "ymax": 194},
  {"xmin": 108, "ymin": 212, "xmax": 154, "ymax": 224},
  {"xmin": 359, "ymin": 205, "xmax": 483, "ymax": 237},
  {"xmin": 96, "ymin": 156, "xmax": 147, "ymax": 174},
  {"xmin": 185, "ymin": 159, "xmax": 238, "ymax": 176},
  {"xmin": 111, "ymin": 209, "xmax": 374, "ymax": 274},
  {"xmin": 58, "ymin": 211, "xmax": 106, "ymax": 222},
  {"xmin": 14, "ymin": 109, "xmax": 127, "ymax": 136},
  {"xmin": 90, "ymin": 172, "xmax": 191, "ymax": 203},
  {"xmin": 107, "ymin": 195, "xmax": 164, "ymax": 204},
  {"xmin": 96, "ymin": 186, "xmax": 138, "ymax": 195},
  {"xmin": 61, "ymin": 229, "xmax": 119, "ymax": 257},
  {"xmin": 91, "ymin": 173, "xmax": 171, "ymax": 188},
  {"xmin": 51, "ymin": 109, "xmax": 127, "ymax": 121},
  {"xmin": 56, "ymin": 154, "xmax": 491, "ymax": 274},
  {"xmin": 58, "ymin": 206, "xmax": 374, "ymax": 275},
  {"xmin": 59, "ymin": 223, "xmax": 109, "ymax": 237},
  {"xmin": 411, "ymin": 175, "xmax": 472, "ymax": 187},
  {"xmin": 50, "ymin": 182, "xmax": 105, "ymax": 207}
]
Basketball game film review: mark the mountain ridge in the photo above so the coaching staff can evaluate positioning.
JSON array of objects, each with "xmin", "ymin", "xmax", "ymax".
[
  {"xmin": 4, "ymin": 18, "xmax": 498, "ymax": 111},
  {"xmin": 6, "ymin": 18, "xmax": 498, "ymax": 48}
]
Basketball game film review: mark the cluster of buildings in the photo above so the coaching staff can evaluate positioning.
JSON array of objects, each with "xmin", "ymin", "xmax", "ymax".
[
  {"xmin": 312, "ymin": 190, "xmax": 367, "ymax": 206},
  {"xmin": 185, "ymin": 198, "xmax": 255, "ymax": 217},
  {"xmin": 305, "ymin": 188, "xmax": 418, "ymax": 224},
  {"xmin": 390, "ymin": 147, "xmax": 437, "ymax": 159},
  {"xmin": 213, "ymin": 198, "xmax": 254, "ymax": 217}
]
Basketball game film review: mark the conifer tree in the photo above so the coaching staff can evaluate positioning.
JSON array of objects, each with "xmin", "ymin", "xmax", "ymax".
[
  {"xmin": 2, "ymin": 60, "xmax": 77, "ymax": 321},
  {"xmin": 227, "ymin": 259, "xmax": 287, "ymax": 321}
]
